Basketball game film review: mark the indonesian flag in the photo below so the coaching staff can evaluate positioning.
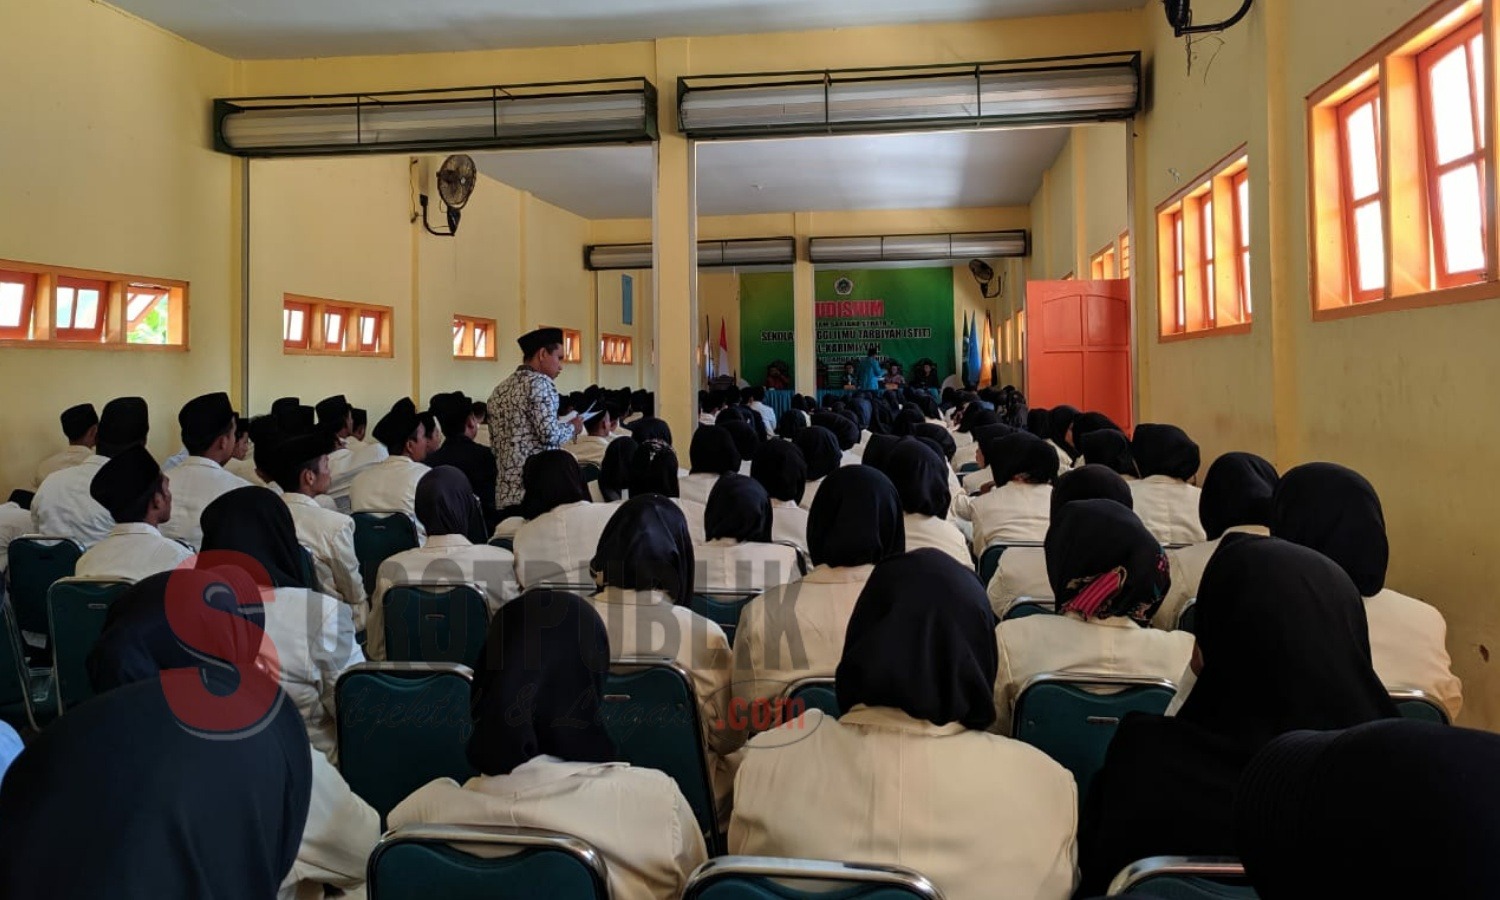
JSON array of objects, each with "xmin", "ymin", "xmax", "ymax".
[{"xmin": 718, "ymin": 318, "xmax": 731, "ymax": 379}]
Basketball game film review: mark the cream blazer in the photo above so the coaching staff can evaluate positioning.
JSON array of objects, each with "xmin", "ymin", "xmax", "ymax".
[
  {"xmin": 970, "ymin": 482, "xmax": 1052, "ymax": 554},
  {"xmin": 566, "ymin": 435, "xmax": 612, "ymax": 467},
  {"xmin": 158, "ymin": 456, "xmax": 252, "ymax": 550},
  {"xmin": 731, "ymin": 565, "xmax": 873, "ymax": 736},
  {"xmin": 986, "ymin": 547, "xmax": 1053, "ymax": 618},
  {"xmin": 327, "ymin": 441, "xmax": 389, "ymax": 504},
  {"xmin": 367, "ymin": 535, "xmax": 519, "ymax": 660},
  {"xmin": 279, "ymin": 748, "xmax": 380, "ymax": 900},
  {"xmin": 730, "ymin": 705, "xmax": 1079, "ymax": 900},
  {"xmin": 512, "ymin": 500, "xmax": 622, "ymax": 588},
  {"xmin": 1154, "ymin": 525, "xmax": 1270, "ymax": 630},
  {"xmin": 31, "ymin": 455, "xmax": 114, "ymax": 547},
  {"xmin": 770, "ymin": 500, "xmax": 809, "ymax": 555},
  {"xmin": 992, "ymin": 613, "xmax": 1195, "ymax": 736},
  {"xmin": 1366, "ymin": 588, "xmax": 1464, "ymax": 722},
  {"xmin": 693, "ymin": 539, "xmax": 801, "ymax": 595},
  {"xmin": 389, "ymin": 756, "xmax": 706, "ymax": 900},
  {"xmin": 678, "ymin": 472, "xmax": 722, "ymax": 507},
  {"xmin": 73, "ymin": 524, "xmax": 193, "ymax": 583},
  {"xmin": 33, "ymin": 445, "xmax": 93, "ymax": 488},
  {"xmin": 902, "ymin": 514, "xmax": 972, "ymax": 568},
  {"xmin": 284, "ymin": 492, "xmax": 367, "ymax": 626},
  {"xmin": 1128, "ymin": 476, "xmax": 1207, "ymax": 546},
  {"xmin": 260, "ymin": 587, "xmax": 366, "ymax": 762},
  {"xmin": 350, "ymin": 456, "xmax": 431, "ymax": 539}
]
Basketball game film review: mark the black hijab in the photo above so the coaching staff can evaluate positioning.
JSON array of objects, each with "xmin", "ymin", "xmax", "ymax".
[
  {"xmin": 466, "ymin": 590, "xmax": 616, "ymax": 776},
  {"xmin": 1071, "ymin": 412, "xmax": 1123, "ymax": 447},
  {"xmin": 1236, "ymin": 720, "xmax": 1500, "ymax": 899},
  {"xmin": 811, "ymin": 412, "xmax": 860, "ymax": 451},
  {"xmin": 970, "ymin": 422, "xmax": 1017, "ymax": 451},
  {"xmin": 414, "ymin": 465, "xmax": 486, "ymax": 543},
  {"xmin": 726, "ymin": 419, "xmax": 764, "ymax": 459},
  {"xmin": 860, "ymin": 433, "xmax": 902, "ymax": 475},
  {"xmin": 750, "ymin": 440, "xmax": 807, "ymax": 505},
  {"xmin": 1046, "ymin": 499, "xmax": 1169, "ymax": 622},
  {"xmin": 807, "ymin": 466, "xmax": 906, "ymax": 568},
  {"xmin": 836, "ymin": 550, "xmax": 998, "ymax": 730},
  {"xmin": 889, "ymin": 440, "xmax": 951, "ymax": 519},
  {"xmin": 598, "ymin": 436, "xmax": 637, "ymax": 502},
  {"xmin": 626, "ymin": 416, "xmax": 673, "ymax": 446},
  {"xmin": 1132, "ymin": 423, "xmax": 1201, "ymax": 480},
  {"xmin": 689, "ymin": 425, "xmax": 742, "ymax": 476},
  {"xmin": 1271, "ymin": 462, "xmax": 1388, "ymax": 596},
  {"xmin": 590, "ymin": 494, "xmax": 695, "ymax": 604},
  {"xmin": 1025, "ymin": 407, "xmax": 1051, "ymax": 438},
  {"xmin": 986, "ymin": 432, "xmax": 1059, "ymax": 486},
  {"xmin": 893, "ymin": 407, "xmax": 926, "ymax": 437},
  {"xmin": 774, "ymin": 409, "xmax": 807, "ymax": 440},
  {"xmin": 912, "ymin": 423, "xmax": 956, "ymax": 461},
  {"xmin": 794, "ymin": 426, "xmax": 843, "ymax": 482},
  {"xmin": 519, "ymin": 450, "xmax": 589, "ymax": 521},
  {"xmin": 1047, "ymin": 405, "xmax": 1081, "ymax": 457},
  {"xmin": 960, "ymin": 407, "xmax": 1001, "ymax": 434},
  {"xmin": 705, "ymin": 473, "xmax": 774, "ymax": 543},
  {"xmin": 627, "ymin": 439, "xmax": 680, "ymax": 498},
  {"xmin": 200, "ymin": 486, "xmax": 308, "ymax": 589},
  {"xmin": 1051, "ymin": 465, "xmax": 1133, "ymax": 517},
  {"xmin": 1199, "ymin": 452, "xmax": 1278, "ymax": 541},
  {"xmin": 1077, "ymin": 428, "xmax": 1139, "ymax": 478}
]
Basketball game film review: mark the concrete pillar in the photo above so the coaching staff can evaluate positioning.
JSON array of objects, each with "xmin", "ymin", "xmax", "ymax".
[
  {"xmin": 792, "ymin": 212, "xmax": 817, "ymax": 397},
  {"xmin": 652, "ymin": 38, "xmax": 699, "ymax": 443}
]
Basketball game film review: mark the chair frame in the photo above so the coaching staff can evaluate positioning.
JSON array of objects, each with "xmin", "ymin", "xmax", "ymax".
[
  {"xmin": 368, "ymin": 823, "xmax": 609, "ymax": 900},
  {"xmin": 380, "ymin": 580, "xmax": 490, "ymax": 663},
  {"xmin": 1001, "ymin": 597, "xmax": 1056, "ymax": 620},
  {"xmin": 1106, "ymin": 856, "xmax": 1248, "ymax": 896},
  {"xmin": 0, "ymin": 602, "xmax": 39, "ymax": 731},
  {"xmin": 6, "ymin": 534, "xmax": 85, "ymax": 635},
  {"xmin": 1013, "ymin": 672, "xmax": 1179, "ymax": 739},
  {"xmin": 1174, "ymin": 596, "xmax": 1198, "ymax": 631},
  {"xmin": 684, "ymin": 856, "xmax": 946, "ymax": 900},
  {"xmin": 46, "ymin": 576, "xmax": 131, "ymax": 716},
  {"xmin": 334, "ymin": 661, "xmax": 475, "ymax": 774},
  {"xmin": 1389, "ymin": 688, "xmax": 1451, "ymax": 725}
]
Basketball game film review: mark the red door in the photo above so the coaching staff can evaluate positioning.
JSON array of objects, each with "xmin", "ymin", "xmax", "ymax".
[{"xmin": 1025, "ymin": 280, "xmax": 1133, "ymax": 428}]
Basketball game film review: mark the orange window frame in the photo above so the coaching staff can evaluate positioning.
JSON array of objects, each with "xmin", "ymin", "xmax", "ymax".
[
  {"xmin": 283, "ymin": 300, "xmax": 312, "ymax": 350},
  {"xmin": 356, "ymin": 310, "xmax": 385, "ymax": 354},
  {"xmin": 321, "ymin": 306, "xmax": 351, "ymax": 351},
  {"xmin": 1233, "ymin": 170, "xmax": 1252, "ymax": 318},
  {"xmin": 1419, "ymin": 17, "xmax": 1489, "ymax": 287},
  {"xmin": 601, "ymin": 333, "xmax": 633, "ymax": 365},
  {"xmin": 53, "ymin": 276, "xmax": 109, "ymax": 342},
  {"xmin": 1338, "ymin": 85, "xmax": 1388, "ymax": 304},
  {"xmin": 1120, "ymin": 232, "xmax": 1132, "ymax": 279},
  {"xmin": 452, "ymin": 315, "xmax": 497, "ymax": 360},
  {"xmin": 1171, "ymin": 210, "xmax": 1187, "ymax": 332},
  {"xmin": 0, "ymin": 270, "xmax": 36, "ymax": 340}
]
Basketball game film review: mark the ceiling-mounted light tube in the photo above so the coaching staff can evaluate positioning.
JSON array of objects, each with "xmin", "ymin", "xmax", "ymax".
[
  {"xmin": 214, "ymin": 78, "xmax": 658, "ymax": 157},
  {"xmin": 679, "ymin": 53, "xmax": 1139, "ymax": 138},
  {"xmin": 808, "ymin": 231, "xmax": 1028, "ymax": 264},
  {"xmin": 585, "ymin": 237, "xmax": 797, "ymax": 271}
]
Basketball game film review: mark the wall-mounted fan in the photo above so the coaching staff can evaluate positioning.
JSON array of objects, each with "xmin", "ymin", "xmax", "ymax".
[
  {"xmin": 1163, "ymin": 0, "xmax": 1255, "ymax": 37},
  {"xmin": 969, "ymin": 259, "xmax": 1003, "ymax": 299},
  {"xmin": 420, "ymin": 154, "xmax": 478, "ymax": 237}
]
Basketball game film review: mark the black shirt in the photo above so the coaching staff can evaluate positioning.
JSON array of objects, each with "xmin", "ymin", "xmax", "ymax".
[{"xmin": 426, "ymin": 435, "xmax": 500, "ymax": 530}]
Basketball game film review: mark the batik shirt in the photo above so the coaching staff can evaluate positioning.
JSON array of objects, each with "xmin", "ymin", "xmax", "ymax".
[{"xmin": 487, "ymin": 367, "xmax": 574, "ymax": 509}]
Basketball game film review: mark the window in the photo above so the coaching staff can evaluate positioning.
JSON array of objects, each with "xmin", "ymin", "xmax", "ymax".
[
  {"xmin": 1120, "ymin": 232, "xmax": 1132, "ymax": 279},
  {"xmin": 1091, "ymin": 244, "xmax": 1120, "ymax": 279},
  {"xmin": 1016, "ymin": 311, "xmax": 1026, "ymax": 362},
  {"xmin": 542, "ymin": 326, "xmax": 583, "ymax": 363},
  {"xmin": 283, "ymin": 294, "xmax": 392, "ymax": 357},
  {"xmin": 453, "ymin": 315, "xmax": 497, "ymax": 360},
  {"xmin": 601, "ymin": 333, "xmax": 633, "ymax": 365},
  {"xmin": 1155, "ymin": 149, "xmax": 1252, "ymax": 339},
  {"xmin": 0, "ymin": 260, "xmax": 187, "ymax": 349},
  {"xmin": 1309, "ymin": 0, "xmax": 1495, "ymax": 318}
]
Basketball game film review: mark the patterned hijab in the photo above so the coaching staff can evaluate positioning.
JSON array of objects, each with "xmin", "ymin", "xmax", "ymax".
[{"xmin": 1045, "ymin": 499, "xmax": 1170, "ymax": 623}]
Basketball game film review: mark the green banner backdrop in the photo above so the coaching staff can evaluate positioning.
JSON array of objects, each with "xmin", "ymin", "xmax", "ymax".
[{"xmin": 739, "ymin": 272, "xmax": 796, "ymax": 386}]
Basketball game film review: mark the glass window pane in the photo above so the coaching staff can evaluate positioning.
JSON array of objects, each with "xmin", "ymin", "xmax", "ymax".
[
  {"xmin": 361, "ymin": 316, "xmax": 377, "ymax": 346},
  {"xmin": 1241, "ymin": 249, "xmax": 1253, "ymax": 314},
  {"xmin": 74, "ymin": 289, "xmax": 99, "ymax": 329},
  {"xmin": 1439, "ymin": 163, "xmax": 1487, "ymax": 274},
  {"xmin": 1203, "ymin": 199, "xmax": 1215, "ymax": 262},
  {"xmin": 55, "ymin": 287, "xmax": 75, "ymax": 329},
  {"xmin": 475, "ymin": 328, "xmax": 487, "ymax": 357},
  {"xmin": 1430, "ymin": 46, "xmax": 1477, "ymax": 165},
  {"xmin": 128, "ymin": 301, "xmax": 168, "ymax": 345},
  {"xmin": 1206, "ymin": 260, "xmax": 1216, "ymax": 323},
  {"xmin": 1346, "ymin": 101, "xmax": 1381, "ymax": 200},
  {"xmin": 1473, "ymin": 35, "xmax": 1486, "ymax": 148},
  {"xmin": 326, "ymin": 313, "xmax": 343, "ymax": 346},
  {"xmin": 1354, "ymin": 201, "xmax": 1387, "ymax": 293},
  {"xmin": 1175, "ymin": 274, "xmax": 1186, "ymax": 327},
  {"xmin": 453, "ymin": 323, "xmax": 466, "ymax": 355},
  {"xmin": 287, "ymin": 309, "xmax": 305, "ymax": 341},
  {"xmin": 1237, "ymin": 177, "xmax": 1250, "ymax": 246},
  {"xmin": 0, "ymin": 283, "xmax": 24, "ymax": 328},
  {"xmin": 1174, "ymin": 215, "xmax": 1184, "ymax": 272},
  {"xmin": 127, "ymin": 293, "xmax": 155, "ymax": 320}
]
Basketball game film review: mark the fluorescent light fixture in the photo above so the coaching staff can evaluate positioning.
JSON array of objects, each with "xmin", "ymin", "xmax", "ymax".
[
  {"xmin": 585, "ymin": 238, "xmax": 796, "ymax": 271},
  {"xmin": 215, "ymin": 79, "xmax": 658, "ymax": 157},
  {"xmin": 808, "ymin": 231, "xmax": 1029, "ymax": 264},
  {"xmin": 679, "ymin": 54, "xmax": 1139, "ymax": 138}
]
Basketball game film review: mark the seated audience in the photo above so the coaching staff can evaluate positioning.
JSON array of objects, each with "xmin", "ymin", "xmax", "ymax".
[
  {"xmin": 731, "ymin": 550, "xmax": 1078, "ymax": 900},
  {"xmin": 969, "ymin": 432, "xmax": 1057, "ymax": 555},
  {"xmin": 425, "ymin": 391, "xmax": 499, "ymax": 530},
  {"xmin": 1128, "ymin": 423, "xmax": 1207, "ymax": 545},
  {"xmin": 793, "ymin": 425, "xmax": 843, "ymax": 511},
  {"xmin": 224, "ymin": 415, "xmax": 262, "ymax": 485},
  {"xmin": 593, "ymin": 434, "xmax": 636, "ymax": 502},
  {"xmin": 369, "ymin": 467, "xmax": 518, "ymax": 660},
  {"xmin": 75, "ymin": 446, "xmax": 193, "ymax": 582},
  {"xmin": 992, "ymin": 498, "xmax": 1193, "ymax": 735},
  {"xmin": 269, "ymin": 432, "xmax": 368, "ymax": 625},
  {"xmin": 750, "ymin": 440, "xmax": 810, "ymax": 554},
  {"xmin": 161, "ymin": 392, "xmax": 252, "ymax": 549},
  {"xmin": 388, "ymin": 590, "xmax": 707, "ymax": 900},
  {"xmin": 33, "ymin": 402, "xmax": 97, "ymax": 487},
  {"xmin": 567, "ymin": 401, "xmax": 618, "ymax": 468},
  {"xmin": 680, "ymin": 425, "xmax": 741, "ymax": 506},
  {"xmin": 1045, "ymin": 405, "xmax": 1080, "ymax": 471},
  {"xmin": 627, "ymin": 440, "xmax": 706, "ymax": 543},
  {"xmin": 1273, "ymin": 462, "xmax": 1463, "ymax": 722},
  {"xmin": 697, "ymin": 474, "xmax": 801, "ymax": 593},
  {"xmin": 1076, "ymin": 537, "xmax": 1398, "ymax": 895},
  {"xmin": 320, "ymin": 395, "xmax": 388, "ymax": 504},
  {"xmin": 33, "ymin": 396, "xmax": 150, "ymax": 547},
  {"xmin": 511, "ymin": 450, "xmax": 617, "ymax": 589},
  {"xmin": 1155, "ymin": 451, "xmax": 1277, "ymax": 630},
  {"xmin": 1076, "ymin": 428, "xmax": 1139, "ymax": 478},
  {"xmin": 733, "ymin": 466, "xmax": 904, "ymax": 737},
  {"xmin": 889, "ymin": 439, "xmax": 970, "ymax": 567},
  {"xmin": 350, "ymin": 399, "xmax": 431, "ymax": 536}
]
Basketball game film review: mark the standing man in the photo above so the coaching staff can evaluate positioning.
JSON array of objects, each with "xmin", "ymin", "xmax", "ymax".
[
  {"xmin": 487, "ymin": 327, "xmax": 583, "ymax": 518},
  {"xmin": 856, "ymin": 347, "xmax": 884, "ymax": 392}
]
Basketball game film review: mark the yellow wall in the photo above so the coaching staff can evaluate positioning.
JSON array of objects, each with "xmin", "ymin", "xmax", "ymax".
[
  {"xmin": 1029, "ymin": 124, "xmax": 1131, "ymax": 280},
  {"xmin": 594, "ymin": 268, "xmax": 652, "ymax": 389}
]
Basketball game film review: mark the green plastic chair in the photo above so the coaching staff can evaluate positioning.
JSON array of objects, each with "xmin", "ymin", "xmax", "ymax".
[
  {"xmin": 381, "ymin": 583, "xmax": 490, "ymax": 667},
  {"xmin": 7, "ymin": 536, "xmax": 84, "ymax": 641},
  {"xmin": 978, "ymin": 541, "xmax": 1044, "ymax": 588},
  {"xmin": 690, "ymin": 592, "xmax": 756, "ymax": 646},
  {"xmin": 352, "ymin": 512, "xmax": 420, "ymax": 593},
  {"xmin": 684, "ymin": 857, "xmax": 944, "ymax": 900},
  {"xmin": 579, "ymin": 464, "xmax": 602, "ymax": 485},
  {"xmin": 1012, "ymin": 673, "xmax": 1178, "ymax": 803},
  {"xmin": 335, "ymin": 662, "xmax": 476, "ymax": 824},
  {"xmin": 958, "ymin": 462, "xmax": 981, "ymax": 474},
  {"xmin": 368, "ymin": 824, "xmax": 608, "ymax": 900},
  {"xmin": 488, "ymin": 537, "xmax": 514, "ymax": 552},
  {"xmin": 1106, "ymin": 856, "xmax": 1256, "ymax": 898},
  {"xmin": 602, "ymin": 657, "xmax": 719, "ymax": 854},
  {"xmin": 1002, "ymin": 600, "xmax": 1057, "ymax": 621},
  {"xmin": 784, "ymin": 677, "xmax": 840, "ymax": 720},
  {"xmin": 0, "ymin": 602, "xmax": 40, "ymax": 730},
  {"xmin": 47, "ymin": 578, "xmax": 131, "ymax": 714},
  {"xmin": 1391, "ymin": 689, "xmax": 1450, "ymax": 725}
]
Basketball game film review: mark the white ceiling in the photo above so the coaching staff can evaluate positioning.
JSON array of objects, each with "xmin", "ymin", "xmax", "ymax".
[
  {"xmin": 106, "ymin": 0, "xmax": 1146, "ymax": 59},
  {"xmin": 474, "ymin": 127, "xmax": 1074, "ymax": 220}
]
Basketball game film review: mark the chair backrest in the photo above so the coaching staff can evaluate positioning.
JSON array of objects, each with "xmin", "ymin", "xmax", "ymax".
[
  {"xmin": 684, "ymin": 856, "xmax": 945, "ymax": 900},
  {"xmin": 601, "ymin": 657, "xmax": 719, "ymax": 853},
  {"xmin": 977, "ymin": 541, "xmax": 1042, "ymax": 586},
  {"xmin": 1106, "ymin": 856, "xmax": 1255, "ymax": 898},
  {"xmin": 784, "ymin": 677, "xmax": 840, "ymax": 719},
  {"xmin": 1002, "ymin": 600, "xmax": 1057, "ymax": 621},
  {"xmin": 1175, "ymin": 597, "xmax": 1199, "ymax": 634},
  {"xmin": 298, "ymin": 544, "xmax": 321, "ymax": 593},
  {"xmin": 579, "ymin": 463, "xmax": 602, "ymax": 485},
  {"xmin": 382, "ymin": 582, "xmax": 489, "ymax": 667},
  {"xmin": 0, "ymin": 603, "xmax": 37, "ymax": 731},
  {"xmin": 352, "ymin": 512, "xmax": 420, "ymax": 592},
  {"xmin": 335, "ymin": 662, "xmax": 476, "ymax": 823},
  {"xmin": 1390, "ymin": 689, "xmax": 1451, "ymax": 725},
  {"xmin": 1012, "ymin": 673, "xmax": 1177, "ymax": 803},
  {"xmin": 47, "ymin": 578, "xmax": 131, "ymax": 714},
  {"xmin": 7, "ymin": 536, "xmax": 84, "ymax": 637},
  {"xmin": 368, "ymin": 823, "xmax": 609, "ymax": 900},
  {"xmin": 689, "ymin": 592, "xmax": 756, "ymax": 646},
  {"xmin": 958, "ymin": 462, "xmax": 981, "ymax": 474}
]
